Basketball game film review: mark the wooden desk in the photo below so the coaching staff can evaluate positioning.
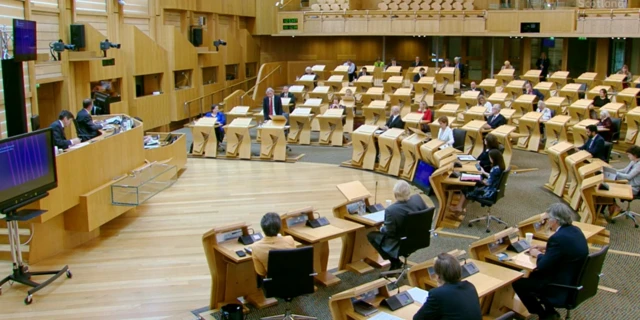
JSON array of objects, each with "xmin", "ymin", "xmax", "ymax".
[
  {"xmin": 403, "ymin": 112, "xmax": 425, "ymax": 132},
  {"xmin": 505, "ymin": 80, "xmax": 527, "ymax": 102},
  {"xmin": 226, "ymin": 106, "xmax": 252, "ymax": 125},
  {"xmin": 459, "ymin": 90, "xmax": 481, "ymax": 111},
  {"xmin": 544, "ymin": 115, "xmax": 570, "ymax": 150},
  {"xmin": 317, "ymin": 109, "xmax": 345, "ymax": 146},
  {"xmin": 337, "ymin": 86, "xmax": 357, "ymax": 99},
  {"xmin": 464, "ymin": 106, "xmax": 487, "ymax": 123},
  {"xmin": 289, "ymin": 85, "xmax": 306, "ymax": 104},
  {"xmin": 308, "ymin": 85, "xmax": 333, "ymax": 102},
  {"xmin": 414, "ymin": 76, "xmax": 435, "ymax": 106},
  {"xmin": 376, "ymin": 128, "xmax": 405, "ymax": 176},
  {"xmin": 363, "ymin": 100, "xmax": 388, "ymax": 127},
  {"xmin": 479, "ymin": 79, "xmax": 498, "ymax": 96},
  {"xmin": 603, "ymin": 74, "xmax": 626, "ymax": 93},
  {"xmin": 384, "ymin": 76, "xmax": 404, "ymax": 94},
  {"xmin": 517, "ymin": 112, "xmax": 542, "ymax": 152},
  {"xmin": 535, "ymin": 82, "xmax": 557, "ymax": 100},
  {"xmin": 191, "ymin": 117, "xmax": 219, "ymax": 158},
  {"xmin": 491, "ymin": 125, "xmax": 517, "ymax": 169},
  {"xmin": 325, "ymin": 75, "xmax": 345, "ymax": 91},
  {"xmin": 355, "ymin": 75, "xmax": 374, "ymax": 93},
  {"xmin": 383, "ymin": 66, "xmax": 402, "ymax": 81},
  {"xmin": 462, "ymin": 120, "xmax": 488, "ymax": 157},
  {"xmin": 329, "ymin": 279, "xmax": 423, "ymax": 320},
  {"xmin": 616, "ymin": 87, "xmax": 640, "ymax": 112},
  {"xmin": 349, "ymin": 125, "xmax": 378, "ymax": 170},
  {"xmin": 436, "ymin": 103, "xmax": 462, "ymax": 119},
  {"xmin": 574, "ymin": 72, "xmax": 598, "ymax": 90},
  {"xmin": 581, "ymin": 174, "xmax": 633, "ymax": 225},
  {"xmin": 626, "ymin": 107, "xmax": 640, "ymax": 144},
  {"xmin": 420, "ymin": 139, "xmax": 445, "ymax": 166},
  {"xmin": 521, "ymin": 70, "xmax": 542, "ymax": 86},
  {"xmin": 564, "ymin": 150, "xmax": 593, "ymax": 207},
  {"xmin": 601, "ymin": 102, "xmax": 625, "ymax": 119},
  {"xmin": 572, "ymin": 119, "xmax": 599, "ymax": 148},
  {"xmin": 436, "ymin": 67, "xmax": 456, "ymax": 95},
  {"xmin": 361, "ymin": 87, "xmax": 384, "ymax": 105},
  {"xmin": 281, "ymin": 210, "xmax": 363, "ymax": 286},
  {"xmin": 401, "ymin": 132, "xmax": 428, "ymax": 181},
  {"xmin": 488, "ymin": 92, "xmax": 509, "ymax": 108},
  {"xmin": 297, "ymin": 74, "xmax": 318, "ymax": 91},
  {"xmin": 226, "ymin": 118, "xmax": 254, "ymax": 159},
  {"xmin": 311, "ymin": 64, "xmax": 326, "ymax": 80},
  {"xmin": 500, "ymin": 108, "xmax": 516, "ymax": 126},
  {"xmin": 390, "ymin": 88, "xmax": 412, "ymax": 113},
  {"xmin": 300, "ymin": 98, "xmax": 325, "ymax": 131},
  {"xmin": 518, "ymin": 213, "xmax": 609, "ymax": 246},
  {"xmin": 332, "ymin": 65, "xmax": 349, "ymax": 78},
  {"xmin": 559, "ymin": 83, "xmax": 583, "ymax": 105},
  {"xmin": 288, "ymin": 108, "xmax": 314, "ymax": 145},
  {"xmin": 586, "ymin": 85, "xmax": 611, "ymax": 100},
  {"xmin": 431, "ymin": 164, "xmax": 476, "ymax": 229},
  {"xmin": 548, "ymin": 71, "xmax": 570, "ymax": 88},
  {"xmin": 495, "ymin": 69, "xmax": 515, "ymax": 87},
  {"xmin": 512, "ymin": 94, "xmax": 537, "ymax": 120},
  {"xmin": 545, "ymin": 141, "xmax": 575, "ymax": 197},
  {"xmin": 569, "ymin": 100, "xmax": 594, "ymax": 127},
  {"xmin": 259, "ymin": 118, "xmax": 288, "ymax": 161}
]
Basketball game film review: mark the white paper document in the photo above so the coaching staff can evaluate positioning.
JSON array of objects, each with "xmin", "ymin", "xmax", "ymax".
[
  {"xmin": 363, "ymin": 210, "xmax": 385, "ymax": 223},
  {"xmin": 406, "ymin": 287, "xmax": 429, "ymax": 304},
  {"xmin": 368, "ymin": 312, "xmax": 404, "ymax": 320}
]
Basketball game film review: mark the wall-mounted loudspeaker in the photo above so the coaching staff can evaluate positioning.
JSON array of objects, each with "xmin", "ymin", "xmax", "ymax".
[
  {"xmin": 70, "ymin": 24, "xmax": 86, "ymax": 49},
  {"xmin": 191, "ymin": 27, "xmax": 203, "ymax": 47}
]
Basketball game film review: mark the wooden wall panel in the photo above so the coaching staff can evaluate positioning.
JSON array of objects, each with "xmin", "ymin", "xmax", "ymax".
[
  {"xmin": 124, "ymin": 17, "xmax": 151, "ymax": 37},
  {"xmin": 76, "ymin": 13, "xmax": 109, "ymax": 36},
  {"xmin": 163, "ymin": 10, "xmax": 181, "ymax": 30},
  {"xmin": 122, "ymin": 0, "xmax": 149, "ymax": 15},
  {"xmin": 31, "ymin": 0, "xmax": 58, "ymax": 8},
  {"xmin": 75, "ymin": 0, "xmax": 107, "ymax": 13}
]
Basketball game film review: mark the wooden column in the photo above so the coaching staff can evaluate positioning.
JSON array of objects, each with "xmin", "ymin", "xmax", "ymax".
[
  {"xmin": 594, "ymin": 38, "xmax": 610, "ymax": 80},
  {"xmin": 561, "ymin": 38, "xmax": 569, "ymax": 71},
  {"xmin": 522, "ymin": 38, "xmax": 531, "ymax": 74}
]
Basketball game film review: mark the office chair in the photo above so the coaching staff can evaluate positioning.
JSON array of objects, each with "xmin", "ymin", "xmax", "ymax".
[
  {"xmin": 603, "ymin": 141, "xmax": 613, "ymax": 163},
  {"xmin": 72, "ymin": 119, "xmax": 94, "ymax": 142},
  {"xmin": 611, "ymin": 194, "xmax": 640, "ymax": 228},
  {"xmin": 468, "ymin": 168, "xmax": 511, "ymax": 233},
  {"xmin": 610, "ymin": 118, "xmax": 622, "ymax": 158},
  {"xmin": 494, "ymin": 311, "xmax": 517, "ymax": 320},
  {"xmin": 452, "ymin": 128, "xmax": 466, "ymax": 152},
  {"xmin": 262, "ymin": 247, "xmax": 317, "ymax": 320},
  {"xmin": 540, "ymin": 245, "xmax": 609, "ymax": 320},
  {"xmin": 380, "ymin": 207, "xmax": 435, "ymax": 284}
]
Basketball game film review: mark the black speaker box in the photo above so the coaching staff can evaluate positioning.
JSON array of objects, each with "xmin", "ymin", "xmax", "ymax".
[
  {"xmin": 191, "ymin": 27, "xmax": 203, "ymax": 46},
  {"xmin": 30, "ymin": 115, "xmax": 40, "ymax": 131},
  {"xmin": 2, "ymin": 59, "xmax": 28, "ymax": 136},
  {"xmin": 70, "ymin": 24, "xmax": 86, "ymax": 49}
]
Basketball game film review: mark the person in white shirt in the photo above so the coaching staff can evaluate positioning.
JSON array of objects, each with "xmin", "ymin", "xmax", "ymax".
[
  {"xmin": 477, "ymin": 95, "xmax": 492, "ymax": 116},
  {"xmin": 437, "ymin": 116, "xmax": 455, "ymax": 148},
  {"xmin": 344, "ymin": 59, "xmax": 356, "ymax": 83},
  {"xmin": 537, "ymin": 101, "xmax": 552, "ymax": 138}
]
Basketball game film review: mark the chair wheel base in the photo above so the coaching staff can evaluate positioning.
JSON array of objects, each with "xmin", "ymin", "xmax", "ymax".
[{"xmin": 486, "ymin": 229, "xmax": 491, "ymax": 233}]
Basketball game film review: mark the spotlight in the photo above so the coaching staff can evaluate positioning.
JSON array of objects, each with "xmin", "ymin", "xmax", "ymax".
[
  {"xmin": 100, "ymin": 39, "xmax": 121, "ymax": 50},
  {"xmin": 213, "ymin": 39, "xmax": 227, "ymax": 51}
]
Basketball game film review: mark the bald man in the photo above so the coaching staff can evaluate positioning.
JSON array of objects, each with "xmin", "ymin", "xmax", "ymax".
[{"xmin": 383, "ymin": 105, "xmax": 405, "ymax": 130}]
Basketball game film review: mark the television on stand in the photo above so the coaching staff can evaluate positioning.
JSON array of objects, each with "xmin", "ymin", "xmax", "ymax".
[
  {"xmin": 412, "ymin": 160, "xmax": 436, "ymax": 195},
  {"xmin": 12, "ymin": 19, "xmax": 37, "ymax": 62}
]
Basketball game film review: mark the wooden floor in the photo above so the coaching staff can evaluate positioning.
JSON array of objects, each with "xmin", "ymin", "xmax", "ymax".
[{"xmin": 0, "ymin": 159, "xmax": 402, "ymax": 319}]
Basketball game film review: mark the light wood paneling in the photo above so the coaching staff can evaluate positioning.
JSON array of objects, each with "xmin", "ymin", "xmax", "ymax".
[{"xmin": 76, "ymin": 13, "xmax": 109, "ymax": 37}]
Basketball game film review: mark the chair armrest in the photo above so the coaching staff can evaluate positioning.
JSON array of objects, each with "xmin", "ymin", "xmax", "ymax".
[{"xmin": 547, "ymin": 283, "xmax": 583, "ymax": 291}]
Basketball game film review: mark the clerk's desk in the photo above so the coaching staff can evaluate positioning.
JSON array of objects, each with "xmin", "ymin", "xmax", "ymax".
[
  {"xmin": 288, "ymin": 107, "xmax": 314, "ymax": 145},
  {"xmin": 280, "ymin": 207, "xmax": 363, "ymax": 286},
  {"xmin": 333, "ymin": 181, "xmax": 391, "ymax": 273},
  {"xmin": 407, "ymin": 249, "xmax": 524, "ymax": 317},
  {"xmin": 580, "ymin": 174, "xmax": 633, "ymax": 225},
  {"xmin": 329, "ymin": 278, "xmax": 423, "ymax": 320},
  {"xmin": 190, "ymin": 117, "xmax": 220, "ymax": 158},
  {"xmin": 469, "ymin": 228, "xmax": 543, "ymax": 276},
  {"xmin": 202, "ymin": 223, "xmax": 294, "ymax": 310},
  {"xmin": 259, "ymin": 116, "xmax": 288, "ymax": 161},
  {"xmin": 518, "ymin": 213, "xmax": 609, "ymax": 246},
  {"xmin": 430, "ymin": 163, "xmax": 477, "ymax": 229}
]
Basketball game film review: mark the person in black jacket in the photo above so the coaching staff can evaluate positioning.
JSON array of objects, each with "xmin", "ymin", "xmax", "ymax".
[
  {"xmin": 50, "ymin": 110, "xmax": 81, "ymax": 150},
  {"xmin": 578, "ymin": 124, "xmax": 607, "ymax": 162},
  {"xmin": 262, "ymin": 87, "xmax": 283, "ymax": 121},
  {"xmin": 477, "ymin": 133, "xmax": 501, "ymax": 173},
  {"xmin": 512, "ymin": 203, "xmax": 588, "ymax": 320},
  {"xmin": 483, "ymin": 104, "xmax": 507, "ymax": 130},
  {"xmin": 413, "ymin": 253, "xmax": 482, "ymax": 320},
  {"xmin": 76, "ymin": 98, "xmax": 103, "ymax": 141},
  {"xmin": 383, "ymin": 106, "xmax": 405, "ymax": 130},
  {"xmin": 536, "ymin": 52, "xmax": 550, "ymax": 80},
  {"xmin": 280, "ymin": 86, "xmax": 296, "ymax": 112},
  {"xmin": 413, "ymin": 68, "xmax": 426, "ymax": 82},
  {"xmin": 367, "ymin": 181, "xmax": 428, "ymax": 270}
]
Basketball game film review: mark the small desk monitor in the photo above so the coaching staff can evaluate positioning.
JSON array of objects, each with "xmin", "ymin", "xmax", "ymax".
[{"xmin": 412, "ymin": 160, "xmax": 436, "ymax": 194}]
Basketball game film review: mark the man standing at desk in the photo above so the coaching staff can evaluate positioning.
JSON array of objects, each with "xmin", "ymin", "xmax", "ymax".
[
  {"xmin": 50, "ymin": 110, "xmax": 81, "ymax": 150},
  {"xmin": 251, "ymin": 212, "xmax": 296, "ymax": 277},
  {"xmin": 263, "ymin": 87, "xmax": 283, "ymax": 121},
  {"xmin": 512, "ymin": 203, "xmax": 588, "ymax": 320},
  {"xmin": 483, "ymin": 105, "xmax": 507, "ymax": 130},
  {"xmin": 411, "ymin": 56, "xmax": 423, "ymax": 67},
  {"xmin": 367, "ymin": 181, "xmax": 428, "ymax": 270},
  {"xmin": 578, "ymin": 125, "xmax": 607, "ymax": 162},
  {"xmin": 76, "ymin": 98, "xmax": 103, "ymax": 141},
  {"xmin": 205, "ymin": 104, "xmax": 226, "ymax": 143},
  {"xmin": 382, "ymin": 106, "xmax": 405, "ymax": 130}
]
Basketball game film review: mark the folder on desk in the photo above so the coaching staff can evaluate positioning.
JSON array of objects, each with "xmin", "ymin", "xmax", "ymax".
[
  {"xmin": 460, "ymin": 173, "xmax": 482, "ymax": 182},
  {"xmin": 363, "ymin": 210, "xmax": 386, "ymax": 223}
]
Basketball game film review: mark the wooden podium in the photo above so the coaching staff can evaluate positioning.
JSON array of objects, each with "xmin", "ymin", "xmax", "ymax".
[
  {"xmin": 574, "ymin": 72, "xmax": 598, "ymax": 90},
  {"xmin": 616, "ymin": 88, "xmax": 640, "ymax": 112},
  {"xmin": 288, "ymin": 108, "xmax": 314, "ymax": 145},
  {"xmin": 495, "ymin": 69, "xmax": 515, "ymax": 87},
  {"xmin": 191, "ymin": 117, "xmax": 219, "ymax": 158},
  {"xmin": 431, "ymin": 163, "xmax": 476, "ymax": 229},
  {"xmin": 601, "ymin": 102, "xmax": 625, "ymax": 119},
  {"xmin": 535, "ymin": 82, "xmax": 557, "ymax": 100},
  {"xmin": 436, "ymin": 67, "xmax": 456, "ymax": 95},
  {"xmin": 490, "ymin": 125, "xmax": 517, "ymax": 169},
  {"xmin": 324, "ymin": 75, "xmax": 344, "ymax": 91},
  {"xmin": 226, "ymin": 106, "xmax": 252, "ymax": 125},
  {"xmin": 317, "ymin": 109, "xmax": 345, "ymax": 146},
  {"xmin": 414, "ymin": 76, "xmax": 436, "ymax": 106},
  {"xmin": 548, "ymin": 71, "xmax": 570, "ymax": 88},
  {"xmin": 288, "ymin": 85, "xmax": 306, "ymax": 103},
  {"xmin": 312, "ymin": 64, "xmax": 325, "ymax": 80},
  {"xmin": 544, "ymin": 115, "xmax": 570, "ymax": 150},
  {"xmin": 259, "ymin": 116, "xmax": 288, "ymax": 161},
  {"xmin": 308, "ymin": 85, "xmax": 333, "ymax": 102},
  {"xmin": 376, "ymin": 128, "xmax": 404, "ymax": 176},
  {"xmin": 586, "ymin": 85, "xmax": 611, "ymax": 99},
  {"xmin": 558, "ymin": 83, "xmax": 583, "ymax": 105},
  {"xmin": 384, "ymin": 76, "xmax": 404, "ymax": 94},
  {"xmin": 572, "ymin": 119, "xmax": 599, "ymax": 147},
  {"xmin": 462, "ymin": 120, "xmax": 488, "ymax": 157},
  {"xmin": 568, "ymin": 99, "xmax": 593, "ymax": 126},
  {"xmin": 458, "ymin": 90, "xmax": 481, "ymax": 110},
  {"xmin": 297, "ymin": 74, "xmax": 318, "ymax": 91},
  {"xmin": 564, "ymin": 150, "xmax": 592, "ymax": 206},
  {"xmin": 545, "ymin": 141, "xmax": 576, "ymax": 197},
  {"xmin": 420, "ymin": 139, "xmax": 445, "ymax": 166},
  {"xmin": 331, "ymin": 65, "xmax": 349, "ymax": 78},
  {"xmin": 361, "ymin": 87, "xmax": 384, "ymax": 105},
  {"xmin": 464, "ymin": 106, "xmax": 488, "ymax": 123},
  {"xmin": 225, "ymin": 118, "xmax": 253, "ymax": 159},
  {"xmin": 300, "ymin": 98, "xmax": 325, "ymax": 131},
  {"xmin": 403, "ymin": 112, "xmax": 425, "ymax": 132},
  {"xmin": 625, "ymin": 107, "xmax": 640, "ymax": 144},
  {"xmin": 516, "ymin": 112, "xmax": 542, "ymax": 152},
  {"xmin": 390, "ymin": 88, "xmax": 412, "ymax": 113},
  {"xmin": 401, "ymin": 131, "xmax": 428, "ymax": 181},
  {"xmin": 348, "ymin": 125, "xmax": 378, "ymax": 170},
  {"xmin": 479, "ymin": 79, "xmax": 498, "ymax": 96},
  {"xmin": 512, "ymin": 94, "xmax": 537, "ymax": 120},
  {"xmin": 363, "ymin": 100, "xmax": 388, "ymax": 127},
  {"xmin": 521, "ymin": 70, "xmax": 542, "ymax": 85},
  {"xmin": 383, "ymin": 66, "xmax": 402, "ymax": 81},
  {"xmin": 202, "ymin": 223, "xmax": 277, "ymax": 310},
  {"xmin": 505, "ymin": 80, "xmax": 527, "ymax": 102},
  {"xmin": 544, "ymin": 96, "xmax": 568, "ymax": 116},
  {"xmin": 488, "ymin": 92, "xmax": 509, "ymax": 108},
  {"xmin": 354, "ymin": 75, "xmax": 374, "ymax": 93},
  {"xmin": 603, "ymin": 74, "xmax": 626, "ymax": 93}
]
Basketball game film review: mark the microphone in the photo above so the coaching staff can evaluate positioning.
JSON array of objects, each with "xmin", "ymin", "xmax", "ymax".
[{"xmin": 374, "ymin": 181, "xmax": 379, "ymax": 205}]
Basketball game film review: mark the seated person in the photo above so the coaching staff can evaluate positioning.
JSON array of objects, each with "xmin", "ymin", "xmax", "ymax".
[
  {"xmin": 280, "ymin": 86, "xmax": 296, "ymax": 112},
  {"xmin": 477, "ymin": 134, "xmax": 500, "ymax": 173},
  {"xmin": 437, "ymin": 116, "xmax": 455, "ymax": 148},
  {"xmin": 483, "ymin": 104, "xmax": 506, "ymax": 130},
  {"xmin": 442, "ymin": 58, "xmax": 451, "ymax": 68},
  {"xmin": 385, "ymin": 58, "xmax": 401, "ymax": 72},
  {"xmin": 50, "ymin": 110, "xmax": 81, "ymax": 150},
  {"xmin": 578, "ymin": 124, "xmax": 606, "ymax": 162},
  {"xmin": 374, "ymin": 57, "xmax": 385, "ymax": 68},
  {"xmin": 413, "ymin": 67, "xmax": 426, "ymax": 82},
  {"xmin": 416, "ymin": 101, "xmax": 432, "ymax": 132},
  {"xmin": 537, "ymin": 101, "xmax": 553, "ymax": 137},
  {"xmin": 302, "ymin": 67, "xmax": 318, "ymax": 87},
  {"xmin": 383, "ymin": 105, "xmax": 404, "ymax": 130},
  {"xmin": 413, "ymin": 253, "xmax": 482, "ymax": 320},
  {"xmin": 76, "ymin": 98, "xmax": 103, "ymax": 141},
  {"xmin": 449, "ymin": 149, "xmax": 505, "ymax": 217},
  {"xmin": 357, "ymin": 67, "xmax": 369, "ymax": 79},
  {"xmin": 468, "ymin": 81, "xmax": 483, "ymax": 95},
  {"xmin": 501, "ymin": 60, "xmax": 513, "ymax": 70},
  {"xmin": 598, "ymin": 110, "xmax": 613, "ymax": 142},
  {"xmin": 617, "ymin": 64, "xmax": 633, "ymax": 89},
  {"xmin": 329, "ymin": 97, "xmax": 347, "ymax": 126},
  {"xmin": 513, "ymin": 203, "xmax": 588, "ymax": 320},
  {"xmin": 411, "ymin": 56, "xmax": 423, "ymax": 67},
  {"xmin": 477, "ymin": 95, "xmax": 492, "ymax": 116},
  {"xmin": 205, "ymin": 104, "xmax": 226, "ymax": 143},
  {"xmin": 608, "ymin": 146, "xmax": 640, "ymax": 216},
  {"xmin": 592, "ymin": 88, "xmax": 610, "ymax": 119},
  {"xmin": 524, "ymin": 81, "xmax": 545, "ymax": 102},
  {"xmin": 251, "ymin": 212, "xmax": 296, "ymax": 278},
  {"xmin": 367, "ymin": 181, "xmax": 428, "ymax": 270}
]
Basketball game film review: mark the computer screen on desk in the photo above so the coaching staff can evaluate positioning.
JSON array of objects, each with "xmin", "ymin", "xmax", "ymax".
[{"xmin": 413, "ymin": 161, "xmax": 436, "ymax": 194}]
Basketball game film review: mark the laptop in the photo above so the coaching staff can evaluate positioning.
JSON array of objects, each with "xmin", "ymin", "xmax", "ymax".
[{"xmin": 603, "ymin": 166, "xmax": 617, "ymax": 180}]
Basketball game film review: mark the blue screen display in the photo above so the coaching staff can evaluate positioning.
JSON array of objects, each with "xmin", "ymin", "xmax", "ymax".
[
  {"xmin": 13, "ymin": 19, "xmax": 37, "ymax": 61},
  {"xmin": 413, "ymin": 160, "xmax": 436, "ymax": 192}
]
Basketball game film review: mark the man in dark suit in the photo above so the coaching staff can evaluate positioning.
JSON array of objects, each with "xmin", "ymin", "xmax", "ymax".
[
  {"xmin": 50, "ymin": 110, "xmax": 81, "ymax": 150},
  {"xmin": 262, "ymin": 87, "xmax": 283, "ymax": 121},
  {"xmin": 280, "ymin": 86, "xmax": 296, "ymax": 112},
  {"xmin": 454, "ymin": 57, "xmax": 465, "ymax": 79},
  {"xmin": 367, "ymin": 180, "xmax": 428, "ymax": 270},
  {"xmin": 536, "ymin": 52, "xmax": 551, "ymax": 80},
  {"xmin": 484, "ymin": 104, "xmax": 506, "ymax": 130},
  {"xmin": 579, "ymin": 124, "xmax": 607, "ymax": 161},
  {"xmin": 357, "ymin": 66, "xmax": 369, "ymax": 79},
  {"xmin": 383, "ymin": 106, "xmax": 404, "ymax": 130},
  {"xmin": 411, "ymin": 56, "xmax": 423, "ymax": 67},
  {"xmin": 413, "ymin": 67, "xmax": 426, "ymax": 82},
  {"xmin": 413, "ymin": 253, "xmax": 482, "ymax": 320},
  {"xmin": 76, "ymin": 98, "xmax": 103, "ymax": 141},
  {"xmin": 468, "ymin": 81, "xmax": 484, "ymax": 95},
  {"xmin": 513, "ymin": 203, "xmax": 588, "ymax": 320},
  {"xmin": 524, "ymin": 81, "xmax": 545, "ymax": 102}
]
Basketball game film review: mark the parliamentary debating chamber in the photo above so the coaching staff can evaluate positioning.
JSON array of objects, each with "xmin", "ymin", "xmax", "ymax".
[{"xmin": 1, "ymin": 0, "xmax": 640, "ymax": 319}]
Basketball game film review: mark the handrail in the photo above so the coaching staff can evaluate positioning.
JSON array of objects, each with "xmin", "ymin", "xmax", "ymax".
[
  {"xmin": 241, "ymin": 65, "xmax": 282, "ymax": 104},
  {"xmin": 183, "ymin": 76, "xmax": 258, "ymax": 123}
]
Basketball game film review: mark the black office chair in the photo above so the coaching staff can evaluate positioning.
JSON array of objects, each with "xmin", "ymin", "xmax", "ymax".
[
  {"xmin": 494, "ymin": 311, "xmax": 517, "ymax": 320},
  {"xmin": 610, "ymin": 118, "xmax": 622, "ymax": 158},
  {"xmin": 453, "ymin": 129, "xmax": 466, "ymax": 152},
  {"xmin": 467, "ymin": 168, "xmax": 511, "ymax": 233},
  {"xmin": 262, "ymin": 247, "xmax": 317, "ymax": 320},
  {"xmin": 381, "ymin": 207, "xmax": 435, "ymax": 282},
  {"xmin": 611, "ymin": 194, "xmax": 640, "ymax": 228},
  {"xmin": 541, "ymin": 245, "xmax": 609, "ymax": 320},
  {"xmin": 72, "ymin": 119, "xmax": 94, "ymax": 142},
  {"xmin": 603, "ymin": 141, "xmax": 613, "ymax": 163}
]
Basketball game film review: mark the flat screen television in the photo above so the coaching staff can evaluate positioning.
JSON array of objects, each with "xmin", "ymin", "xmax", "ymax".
[
  {"xmin": 412, "ymin": 160, "xmax": 436, "ymax": 194},
  {"xmin": 0, "ymin": 128, "xmax": 58, "ymax": 212},
  {"xmin": 542, "ymin": 38, "xmax": 555, "ymax": 48},
  {"xmin": 13, "ymin": 19, "xmax": 37, "ymax": 62}
]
